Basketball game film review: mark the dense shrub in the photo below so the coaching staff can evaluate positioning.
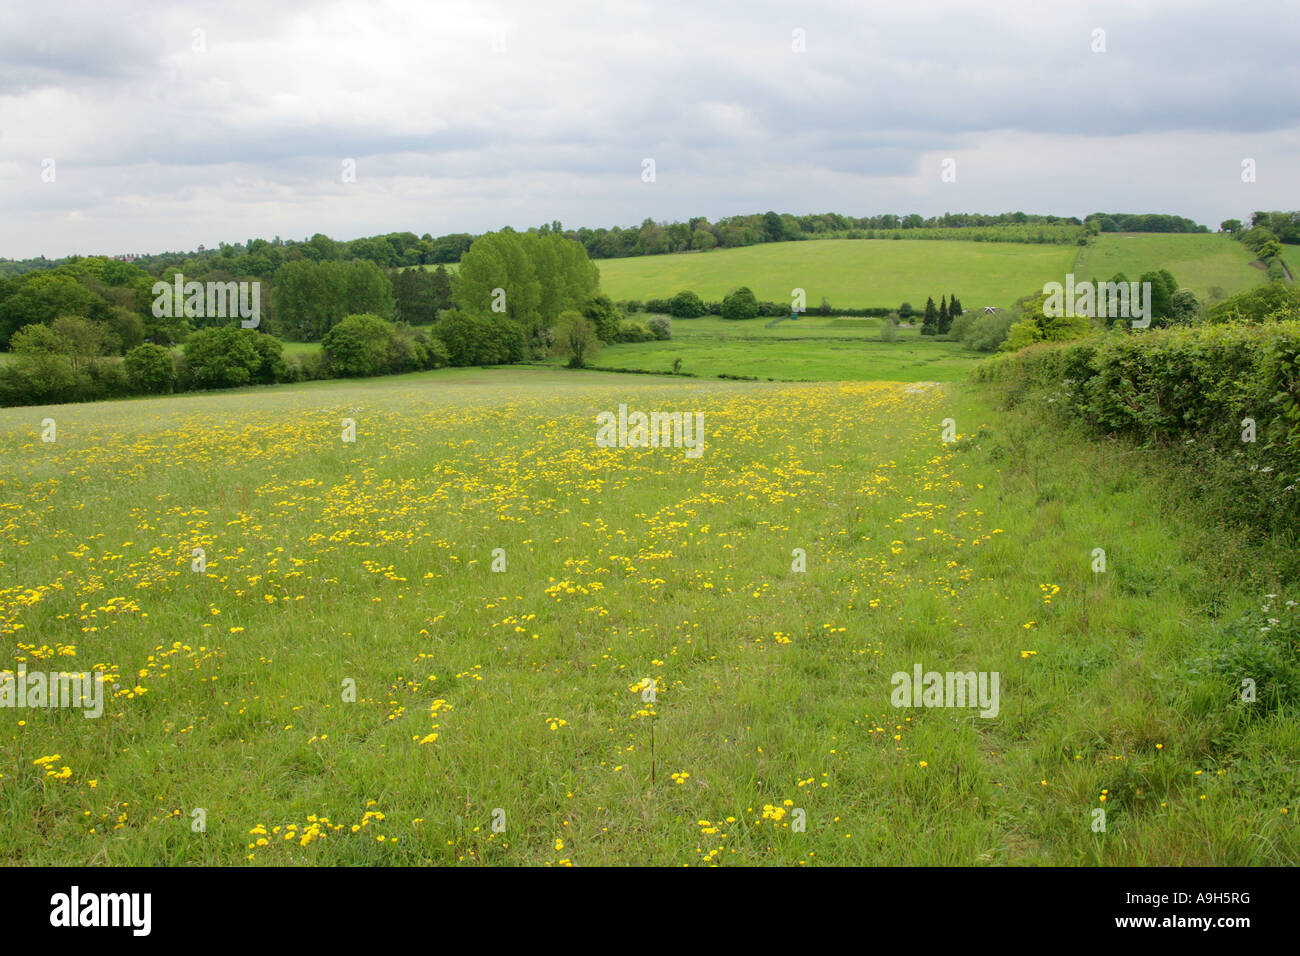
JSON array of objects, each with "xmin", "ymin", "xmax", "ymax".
[
  {"xmin": 434, "ymin": 309, "xmax": 525, "ymax": 366},
  {"xmin": 614, "ymin": 320, "xmax": 656, "ymax": 343},
  {"xmin": 961, "ymin": 310, "xmax": 1016, "ymax": 351},
  {"xmin": 949, "ymin": 311, "xmax": 975, "ymax": 343},
  {"xmin": 0, "ymin": 353, "xmax": 78, "ymax": 406},
  {"xmin": 415, "ymin": 332, "xmax": 450, "ymax": 369},
  {"xmin": 721, "ymin": 286, "xmax": 759, "ymax": 320},
  {"xmin": 1208, "ymin": 281, "xmax": 1300, "ymax": 325},
  {"xmin": 249, "ymin": 332, "xmax": 288, "ymax": 384},
  {"xmin": 182, "ymin": 327, "xmax": 274, "ymax": 389},
  {"xmin": 322, "ymin": 313, "xmax": 398, "ymax": 377},
  {"xmin": 668, "ymin": 290, "xmax": 706, "ymax": 318},
  {"xmin": 320, "ymin": 314, "xmax": 445, "ymax": 377},
  {"xmin": 583, "ymin": 294, "xmax": 622, "ymax": 342},
  {"xmin": 976, "ymin": 321, "xmax": 1300, "ymax": 532},
  {"xmin": 83, "ymin": 360, "xmax": 130, "ymax": 400},
  {"xmin": 124, "ymin": 344, "xmax": 176, "ymax": 394},
  {"xmin": 433, "ymin": 309, "xmax": 483, "ymax": 366},
  {"xmin": 646, "ymin": 315, "xmax": 672, "ymax": 340}
]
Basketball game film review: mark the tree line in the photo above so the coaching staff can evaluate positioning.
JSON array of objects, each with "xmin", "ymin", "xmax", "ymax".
[
  {"xmin": 0, "ymin": 229, "xmax": 651, "ymax": 406},
  {"xmin": 6, "ymin": 210, "xmax": 1222, "ymax": 285},
  {"xmin": 1220, "ymin": 211, "xmax": 1299, "ymax": 282}
]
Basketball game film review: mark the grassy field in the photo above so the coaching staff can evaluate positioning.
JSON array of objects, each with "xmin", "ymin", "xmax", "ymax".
[
  {"xmin": 1, "ymin": 365, "xmax": 1295, "ymax": 865},
  {"xmin": 559, "ymin": 317, "xmax": 981, "ymax": 382},
  {"xmin": 1072, "ymin": 233, "xmax": 1267, "ymax": 302},
  {"xmin": 593, "ymin": 239, "xmax": 1077, "ymax": 311}
]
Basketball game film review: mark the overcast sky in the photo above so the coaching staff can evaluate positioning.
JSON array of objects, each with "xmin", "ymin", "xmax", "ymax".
[{"xmin": 2, "ymin": 0, "xmax": 1297, "ymax": 259}]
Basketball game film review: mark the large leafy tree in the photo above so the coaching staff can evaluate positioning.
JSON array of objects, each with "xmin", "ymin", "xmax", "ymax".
[
  {"xmin": 273, "ymin": 259, "xmax": 394, "ymax": 340},
  {"xmin": 430, "ymin": 265, "xmax": 454, "ymax": 313},
  {"xmin": 392, "ymin": 268, "xmax": 438, "ymax": 325}
]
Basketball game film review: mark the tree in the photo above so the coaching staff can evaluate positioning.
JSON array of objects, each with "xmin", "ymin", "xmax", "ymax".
[
  {"xmin": 721, "ymin": 286, "xmax": 759, "ymax": 320},
  {"xmin": 1257, "ymin": 238, "xmax": 1284, "ymax": 261},
  {"xmin": 182, "ymin": 327, "xmax": 264, "ymax": 388},
  {"xmin": 938, "ymin": 296, "xmax": 951, "ymax": 334},
  {"xmin": 434, "ymin": 309, "xmax": 486, "ymax": 366},
  {"xmin": 1000, "ymin": 291, "xmax": 1092, "ymax": 350},
  {"xmin": 430, "ymin": 265, "xmax": 454, "ymax": 313},
  {"xmin": 1169, "ymin": 289, "xmax": 1201, "ymax": 325},
  {"xmin": 1221, "ymin": 219, "xmax": 1244, "ymax": 235},
  {"xmin": 582, "ymin": 294, "xmax": 622, "ymax": 342},
  {"xmin": 669, "ymin": 290, "xmax": 706, "ymax": 318},
  {"xmin": 763, "ymin": 211, "xmax": 784, "ymax": 242},
  {"xmin": 1138, "ymin": 270, "xmax": 1177, "ymax": 321},
  {"xmin": 819, "ymin": 296, "xmax": 831, "ymax": 316},
  {"xmin": 691, "ymin": 227, "xmax": 716, "ymax": 251},
  {"xmin": 921, "ymin": 297, "xmax": 938, "ymax": 335},
  {"xmin": 391, "ymin": 268, "xmax": 438, "ymax": 325},
  {"xmin": 274, "ymin": 259, "xmax": 394, "ymax": 341},
  {"xmin": 124, "ymin": 344, "xmax": 176, "ymax": 394},
  {"xmin": 322, "ymin": 314, "xmax": 396, "ymax": 377},
  {"xmin": 898, "ymin": 302, "xmax": 914, "ymax": 322},
  {"xmin": 0, "ymin": 274, "xmax": 96, "ymax": 348},
  {"xmin": 49, "ymin": 315, "xmax": 116, "ymax": 370},
  {"xmin": 9, "ymin": 322, "xmax": 74, "ymax": 358},
  {"xmin": 1, "ymin": 324, "xmax": 79, "ymax": 405},
  {"xmin": 552, "ymin": 310, "xmax": 601, "ymax": 368},
  {"xmin": 106, "ymin": 306, "xmax": 146, "ymax": 352}
]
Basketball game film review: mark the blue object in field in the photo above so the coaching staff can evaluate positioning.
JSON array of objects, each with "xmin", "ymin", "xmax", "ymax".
[{"xmin": 790, "ymin": 312, "xmax": 798, "ymax": 320}]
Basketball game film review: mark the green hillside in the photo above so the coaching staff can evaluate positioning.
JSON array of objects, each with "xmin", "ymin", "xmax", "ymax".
[
  {"xmin": 593, "ymin": 239, "xmax": 1076, "ymax": 311},
  {"xmin": 1072, "ymin": 233, "xmax": 1267, "ymax": 302}
]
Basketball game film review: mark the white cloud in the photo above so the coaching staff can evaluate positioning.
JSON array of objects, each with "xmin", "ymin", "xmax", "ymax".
[{"xmin": 2, "ymin": 0, "xmax": 1298, "ymax": 256}]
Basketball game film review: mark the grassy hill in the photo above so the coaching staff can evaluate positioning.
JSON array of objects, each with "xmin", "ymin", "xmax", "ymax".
[
  {"xmin": 430, "ymin": 233, "xmax": 1269, "ymax": 313},
  {"xmin": 593, "ymin": 239, "xmax": 1076, "ymax": 311},
  {"xmin": 1072, "ymin": 233, "xmax": 1267, "ymax": 302}
]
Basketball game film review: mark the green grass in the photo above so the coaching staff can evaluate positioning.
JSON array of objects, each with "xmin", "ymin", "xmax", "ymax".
[
  {"xmin": 594, "ymin": 239, "xmax": 1077, "ymax": 311},
  {"xmin": 558, "ymin": 317, "xmax": 979, "ymax": 382},
  {"xmin": 1072, "ymin": 233, "xmax": 1267, "ymax": 302},
  {"xmin": 1, "ymin": 365, "xmax": 1295, "ymax": 865}
]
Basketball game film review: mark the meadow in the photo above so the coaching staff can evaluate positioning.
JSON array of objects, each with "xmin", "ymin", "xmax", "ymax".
[
  {"xmin": 593, "ymin": 239, "xmax": 1077, "ymax": 311},
  {"xmin": 591, "ymin": 235, "xmax": 1267, "ymax": 312},
  {"xmin": 563, "ymin": 317, "xmax": 982, "ymax": 382},
  {"xmin": 1071, "ymin": 233, "xmax": 1265, "ymax": 301},
  {"xmin": 1, "ymin": 365, "xmax": 1295, "ymax": 865}
]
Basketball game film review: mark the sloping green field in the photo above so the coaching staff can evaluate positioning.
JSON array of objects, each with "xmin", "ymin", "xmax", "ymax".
[
  {"xmin": 594, "ymin": 239, "xmax": 1077, "ymax": 311},
  {"xmin": 1072, "ymin": 233, "xmax": 1267, "ymax": 301}
]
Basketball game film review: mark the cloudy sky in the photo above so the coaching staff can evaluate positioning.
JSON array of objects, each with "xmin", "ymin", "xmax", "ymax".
[{"xmin": 2, "ymin": 0, "xmax": 1297, "ymax": 259}]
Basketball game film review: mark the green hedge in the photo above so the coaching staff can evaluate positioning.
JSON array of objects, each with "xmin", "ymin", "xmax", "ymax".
[{"xmin": 975, "ymin": 322, "xmax": 1300, "ymax": 531}]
